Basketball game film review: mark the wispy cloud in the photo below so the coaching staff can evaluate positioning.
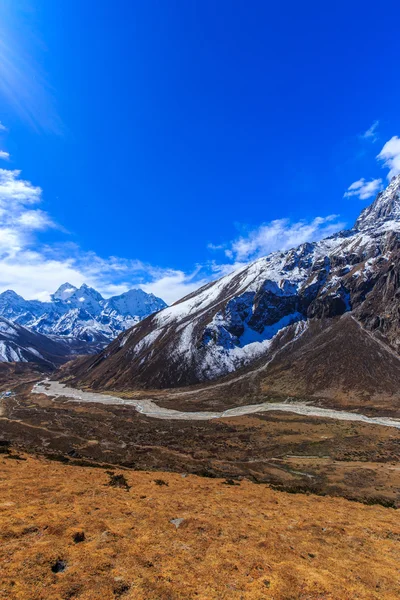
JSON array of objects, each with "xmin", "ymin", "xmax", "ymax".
[
  {"xmin": 0, "ymin": 150, "xmax": 10, "ymax": 160},
  {"xmin": 360, "ymin": 120, "xmax": 379, "ymax": 142},
  {"xmin": 344, "ymin": 178, "xmax": 383, "ymax": 200},
  {"xmin": 0, "ymin": 122, "xmax": 7, "ymax": 132},
  {"xmin": 344, "ymin": 134, "xmax": 400, "ymax": 200},
  {"xmin": 207, "ymin": 242, "xmax": 225, "ymax": 251},
  {"xmin": 377, "ymin": 136, "xmax": 400, "ymax": 180},
  {"xmin": 17, "ymin": 209, "xmax": 55, "ymax": 230},
  {"xmin": 210, "ymin": 215, "xmax": 346, "ymax": 264},
  {"xmin": 140, "ymin": 269, "xmax": 209, "ymax": 304}
]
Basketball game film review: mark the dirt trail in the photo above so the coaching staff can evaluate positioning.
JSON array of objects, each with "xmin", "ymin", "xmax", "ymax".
[{"xmin": 33, "ymin": 379, "xmax": 400, "ymax": 429}]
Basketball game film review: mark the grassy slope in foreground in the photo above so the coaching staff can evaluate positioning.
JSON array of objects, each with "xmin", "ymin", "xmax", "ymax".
[{"xmin": 0, "ymin": 454, "xmax": 399, "ymax": 599}]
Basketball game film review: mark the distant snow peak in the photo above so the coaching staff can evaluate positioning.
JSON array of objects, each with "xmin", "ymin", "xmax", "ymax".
[
  {"xmin": 52, "ymin": 282, "xmax": 78, "ymax": 301},
  {"xmin": 0, "ymin": 283, "xmax": 167, "ymax": 350},
  {"xmin": 103, "ymin": 288, "xmax": 167, "ymax": 319}
]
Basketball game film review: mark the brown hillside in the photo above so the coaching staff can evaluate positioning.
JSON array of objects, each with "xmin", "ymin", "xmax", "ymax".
[
  {"xmin": 1, "ymin": 454, "xmax": 400, "ymax": 599},
  {"xmin": 257, "ymin": 313, "xmax": 400, "ymax": 410}
]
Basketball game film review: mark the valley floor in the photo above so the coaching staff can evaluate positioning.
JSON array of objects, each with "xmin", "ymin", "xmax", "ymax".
[
  {"xmin": 33, "ymin": 379, "xmax": 400, "ymax": 429},
  {"xmin": 1, "ymin": 453, "xmax": 400, "ymax": 600},
  {"xmin": 1, "ymin": 373, "xmax": 400, "ymax": 507}
]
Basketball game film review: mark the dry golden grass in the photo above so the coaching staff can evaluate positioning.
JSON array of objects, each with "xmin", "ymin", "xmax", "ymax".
[{"xmin": 1, "ymin": 454, "xmax": 400, "ymax": 599}]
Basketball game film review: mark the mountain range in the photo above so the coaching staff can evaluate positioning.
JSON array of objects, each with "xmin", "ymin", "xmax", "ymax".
[
  {"xmin": 67, "ymin": 174, "xmax": 400, "ymax": 409},
  {"xmin": 0, "ymin": 284, "xmax": 167, "ymax": 364}
]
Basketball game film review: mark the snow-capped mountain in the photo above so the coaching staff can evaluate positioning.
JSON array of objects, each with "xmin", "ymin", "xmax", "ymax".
[
  {"xmin": 0, "ymin": 317, "xmax": 75, "ymax": 368},
  {"xmin": 68, "ymin": 174, "xmax": 400, "ymax": 396},
  {"xmin": 51, "ymin": 283, "xmax": 78, "ymax": 302},
  {"xmin": 102, "ymin": 288, "xmax": 168, "ymax": 320},
  {"xmin": 0, "ymin": 284, "xmax": 167, "ymax": 349},
  {"xmin": 52, "ymin": 283, "xmax": 104, "ymax": 315}
]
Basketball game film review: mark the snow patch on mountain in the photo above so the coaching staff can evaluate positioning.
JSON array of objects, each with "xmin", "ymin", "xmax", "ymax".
[
  {"xmin": 0, "ymin": 316, "xmax": 73, "ymax": 367},
  {"xmin": 0, "ymin": 341, "xmax": 24, "ymax": 363}
]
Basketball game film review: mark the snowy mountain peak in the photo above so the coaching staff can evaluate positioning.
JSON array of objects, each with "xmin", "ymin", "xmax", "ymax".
[
  {"xmin": 0, "ymin": 282, "xmax": 167, "ymax": 352},
  {"xmin": 103, "ymin": 288, "xmax": 167, "ymax": 318},
  {"xmin": 0, "ymin": 290, "xmax": 29, "ymax": 314},
  {"xmin": 52, "ymin": 283, "xmax": 78, "ymax": 301},
  {"xmin": 0, "ymin": 290, "xmax": 25, "ymax": 302},
  {"xmin": 355, "ymin": 174, "xmax": 400, "ymax": 231},
  {"xmin": 67, "ymin": 285, "xmax": 104, "ymax": 311}
]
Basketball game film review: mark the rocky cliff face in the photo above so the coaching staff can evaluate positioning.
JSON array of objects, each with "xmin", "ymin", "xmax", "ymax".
[{"xmin": 68, "ymin": 176, "xmax": 400, "ymax": 391}]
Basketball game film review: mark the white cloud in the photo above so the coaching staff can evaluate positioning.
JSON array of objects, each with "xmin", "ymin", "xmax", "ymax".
[
  {"xmin": 140, "ymin": 270, "xmax": 209, "ymax": 305},
  {"xmin": 344, "ymin": 178, "xmax": 383, "ymax": 200},
  {"xmin": 0, "ymin": 168, "xmax": 42, "ymax": 205},
  {"xmin": 0, "ymin": 254, "xmax": 87, "ymax": 300},
  {"xmin": 221, "ymin": 215, "xmax": 345, "ymax": 263},
  {"xmin": 17, "ymin": 209, "xmax": 55, "ymax": 230},
  {"xmin": 377, "ymin": 136, "xmax": 400, "ymax": 179},
  {"xmin": 0, "ymin": 168, "xmax": 55, "ymax": 262},
  {"xmin": 344, "ymin": 134, "xmax": 400, "ymax": 201},
  {"xmin": 0, "ymin": 244, "xmax": 207, "ymax": 304},
  {"xmin": 0, "ymin": 227, "xmax": 23, "ymax": 255},
  {"xmin": 0, "ymin": 122, "xmax": 7, "ymax": 131},
  {"xmin": 361, "ymin": 120, "xmax": 379, "ymax": 142},
  {"xmin": 207, "ymin": 242, "xmax": 225, "ymax": 251},
  {"xmin": 0, "ymin": 150, "xmax": 9, "ymax": 160},
  {"xmin": 208, "ymin": 259, "xmax": 248, "ymax": 279}
]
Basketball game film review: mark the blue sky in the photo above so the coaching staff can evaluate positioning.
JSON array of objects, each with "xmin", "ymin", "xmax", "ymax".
[{"xmin": 0, "ymin": 0, "xmax": 399, "ymax": 303}]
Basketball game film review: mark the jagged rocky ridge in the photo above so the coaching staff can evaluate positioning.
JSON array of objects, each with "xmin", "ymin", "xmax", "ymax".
[
  {"xmin": 68, "ymin": 175, "xmax": 400, "ymax": 392},
  {"xmin": 0, "ymin": 284, "xmax": 167, "ymax": 350}
]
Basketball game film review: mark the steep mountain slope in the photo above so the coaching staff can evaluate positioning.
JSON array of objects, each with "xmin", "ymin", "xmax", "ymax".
[
  {"xmin": 0, "ymin": 317, "xmax": 74, "ymax": 368},
  {"xmin": 68, "ymin": 175, "xmax": 400, "ymax": 394},
  {"xmin": 249, "ymin": 314, "xmax": 400, "ymax": 410},
  {"xmin": 0, "ymin": 284, "xmax": 167, "ymax": 348}
]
